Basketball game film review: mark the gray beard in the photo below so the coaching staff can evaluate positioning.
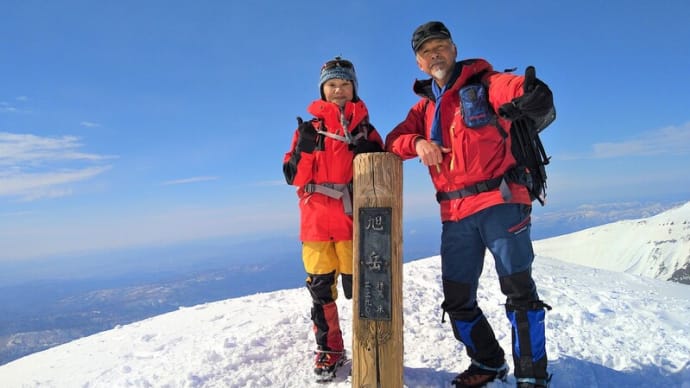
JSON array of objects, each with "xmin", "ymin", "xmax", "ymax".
[{"xmin": 432, "ymin": 68, "xmax": 448, "ymax": 84}]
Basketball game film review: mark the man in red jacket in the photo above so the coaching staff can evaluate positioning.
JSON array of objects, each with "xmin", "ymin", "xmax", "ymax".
[
  {"xmin": 283, "ymin": 57, "xmax": 383, "ymax": 381},
  {"xmin": 385, "ymin": 22, "xmax": 554, "ymax": 388}
]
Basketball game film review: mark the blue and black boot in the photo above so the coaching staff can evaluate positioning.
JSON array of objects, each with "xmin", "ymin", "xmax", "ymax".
[
  {"xmin": 448, "ymin": 310, "xmax": 509, "ymax": 387},
  {"xmin": 506, "ymin": 299, "xmax": 552, "ymax": 388}
]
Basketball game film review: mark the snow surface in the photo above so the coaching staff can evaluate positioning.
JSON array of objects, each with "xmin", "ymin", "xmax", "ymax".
[
  {"xmin": 0, "ymin": 253, "xmax": 689, "ymax": 387},
  {"xmin": 535, "ymin": 201, "xmax": 690, "ymax": 280}
]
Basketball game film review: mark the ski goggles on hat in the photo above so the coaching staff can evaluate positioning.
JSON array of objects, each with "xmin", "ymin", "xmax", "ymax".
[{"xmin": 322, "ymin": 57, "xmax": 354, "ymax": 71}]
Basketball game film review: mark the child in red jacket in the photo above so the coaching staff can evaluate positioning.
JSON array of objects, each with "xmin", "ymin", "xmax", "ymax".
[{"xmin": 282, "ymin": 57, "xmax": 383, "ymax": 381}]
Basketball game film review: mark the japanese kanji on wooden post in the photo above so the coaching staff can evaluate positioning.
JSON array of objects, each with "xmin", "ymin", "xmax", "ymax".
[{"xmin": 352, "ymin": 152, "xmax": 403, "ymax": 388}]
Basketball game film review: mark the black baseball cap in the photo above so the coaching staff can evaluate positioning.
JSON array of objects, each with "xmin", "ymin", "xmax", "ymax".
[{"xmin": 411, "ymin": 21, "xmax": 452, "ymax": 52}]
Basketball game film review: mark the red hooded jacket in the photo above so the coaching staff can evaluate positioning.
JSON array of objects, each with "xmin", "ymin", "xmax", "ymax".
[
  {"xmin": 283, "ymin": 99, "xmax": 384, "ymax": 241},
  {"xmin": 385, "ymin": 58, "xmax": 532, "ymax": 222}
]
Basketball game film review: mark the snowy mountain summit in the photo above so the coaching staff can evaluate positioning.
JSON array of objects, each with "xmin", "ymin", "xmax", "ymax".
[
  {"xmin": 1, "ymin": 252, "xmax": 689, "ymax": 387},
  {"xmin": 535, "ymin": 201, "xmax": 690, "ymax": 283}
]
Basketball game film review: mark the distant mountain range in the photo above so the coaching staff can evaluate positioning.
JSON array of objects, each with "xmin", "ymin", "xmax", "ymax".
[
  {"xmin": 530, "ymin": 200, "xmax": 686, "ymax": 240},
  {"xmin": 535, "ymin": 201, "xmax": 690, "ymax": 284},
  {"xmin": 0, "ymin": 245, "xmax": 305, "ymax": 366}
]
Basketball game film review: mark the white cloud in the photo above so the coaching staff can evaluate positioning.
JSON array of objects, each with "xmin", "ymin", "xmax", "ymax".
[
  {"xmin": 19, "ymin": 187, "xmax": 74, "ymax": 202},
  {"xmin": 590, "ymin": 122, "xmax": 690, "ymax": 159},
  {"xmin": 161, "ymin": 176, "xmax": 219, "ymax": 185},
  {"xmin": 80, "ymin": 121, "xmax": 102, "ymax": 128},
  {"xmin": 0, "ymin": 132, "xmax": 114, "ymax": 166},
  {"xmin": 251, "ymin": 179, "xmax": 286, "ymax": 187},
  {"xmin": 0, "ymin": 210, "xmax": 36, "ymax": 218},
  {"xmin": 0, "ymin": 97, "xmax": 30, "ymax": 113},
  {"xmin": 0, "ymin": 132, "xmax": 114, "ymax": 201},
  {"xmin": 0, "ymin": 102, "xmax": 18, "ymax": 113},
  {"xmin": 558, "ymin": 121, "xmax": 690, "ymax": 160},
  {"xmin": 0, "ymin": 166, "xmax": 111, "ymax": 199}
]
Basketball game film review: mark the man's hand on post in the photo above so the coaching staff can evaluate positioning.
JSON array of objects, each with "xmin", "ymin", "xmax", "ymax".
[{"xmin": 415, "ymin": 138, "xmax": 450, "ymax": 169}]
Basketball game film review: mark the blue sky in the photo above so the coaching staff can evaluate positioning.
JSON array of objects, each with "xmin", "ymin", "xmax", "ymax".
[{"xmin": 1, "ymin": 0, "xmax": 689, "ymax": 261}]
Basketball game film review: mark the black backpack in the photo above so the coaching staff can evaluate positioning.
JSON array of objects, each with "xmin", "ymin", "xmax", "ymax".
[{"xmin": 509, "ymin": 104, "xmax": 555, "ymax": 206}]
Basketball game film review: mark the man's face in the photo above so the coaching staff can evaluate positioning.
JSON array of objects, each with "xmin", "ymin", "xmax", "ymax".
[
  {"xmin": 322, "ymin": 78, "xmax": 354, "ymax": 107},
  {"xmin": 415, "ymin": 38, "xmax": 457, "ymax": 85}
]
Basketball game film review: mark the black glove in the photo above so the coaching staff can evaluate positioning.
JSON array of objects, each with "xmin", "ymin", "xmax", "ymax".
[
  {"xmin": 296, "ymin": 121, "xmax": 317, "ymax": 153},
  {"xmin": 352, "ymin": 139, "xmax": 383, "ymax": 155},
  {"xmin": 499, "ymin": 66, "xmax": 553, "ymax": 121}
]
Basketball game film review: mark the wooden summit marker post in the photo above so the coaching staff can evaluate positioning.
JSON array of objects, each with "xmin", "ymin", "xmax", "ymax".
[{"xmin": 352, "ymin": 152, "xmax": 403, "ymax": 387}]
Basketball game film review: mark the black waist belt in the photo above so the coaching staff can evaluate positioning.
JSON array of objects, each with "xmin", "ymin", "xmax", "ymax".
[{"xmin": 436, "ymin": 176, "xmax": 512, "ymax": 203}]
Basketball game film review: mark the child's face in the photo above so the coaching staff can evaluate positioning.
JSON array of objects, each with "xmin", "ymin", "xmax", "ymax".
[{"xmin": 322, "ymin": 79, "xmax": 354, "ymax": 107}]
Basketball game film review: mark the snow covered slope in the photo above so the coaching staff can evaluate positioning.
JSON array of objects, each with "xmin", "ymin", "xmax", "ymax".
[
  {"xmin": 535, "ymin": 201, "xmax": 690, "ymax": 282},
  {"xmin": 0, "ymin": 255, "xmax": 688, "ymax": 387}
]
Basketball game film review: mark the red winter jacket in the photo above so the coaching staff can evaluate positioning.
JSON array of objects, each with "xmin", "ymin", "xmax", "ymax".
[
  {"xmin": 385, "ymin": 58, "xmax": 531, "ymax": 222},
  {"xmin": 283, "ymin": 99, "xmax": 384, "ymax": 241}
]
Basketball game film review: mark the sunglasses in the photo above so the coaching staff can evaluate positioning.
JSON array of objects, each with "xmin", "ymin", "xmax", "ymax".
[{"xmin": 322, "ymin": 57, "xmax": 354, "ymax": 71}]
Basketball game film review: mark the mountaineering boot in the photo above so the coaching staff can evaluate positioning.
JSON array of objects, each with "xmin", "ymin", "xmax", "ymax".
[
  {"xmin": 516, "ymin": 374, "xmax": 552, "ymax": 387},
  {"xmin": 313, "ymin": 348, "xmax": 346, "ymax": 382},
  {"xmin": 451, "ymin": 360, "xmax": 509, "ymax": 388}
]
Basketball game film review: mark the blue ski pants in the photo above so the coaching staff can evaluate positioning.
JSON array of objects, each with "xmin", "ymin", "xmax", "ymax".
[
  {"xmin": 441, "ymin": 203, "xmax": 535, "ymax": 294},
  {"xmin": 440, "ymin": 203, "xmax": 547, "ymax": 376}
]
